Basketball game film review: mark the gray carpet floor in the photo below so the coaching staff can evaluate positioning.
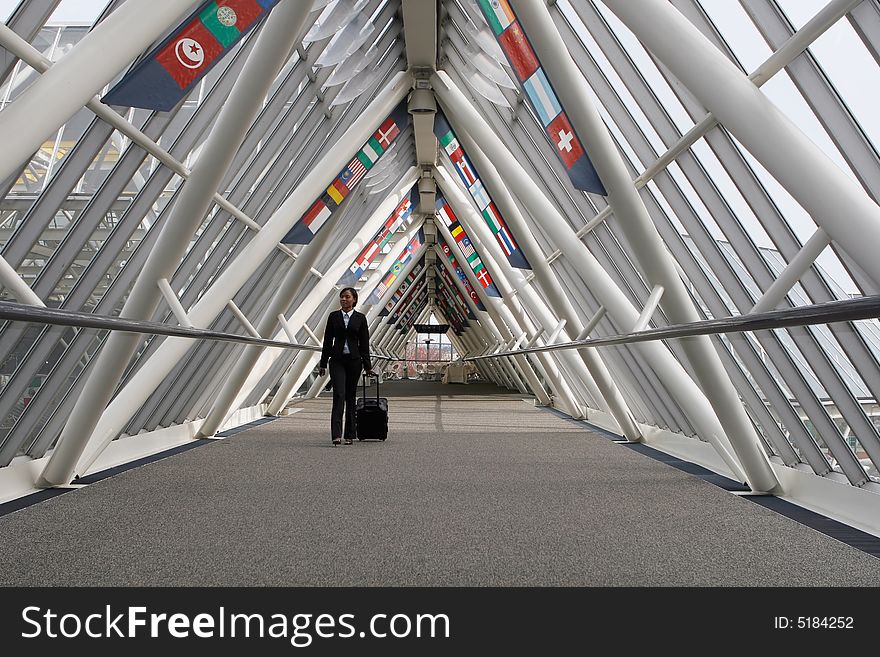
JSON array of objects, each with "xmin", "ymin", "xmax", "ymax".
[{"xmin": 1, "ymin": 382, "xmax": 878, "ymax": 586}]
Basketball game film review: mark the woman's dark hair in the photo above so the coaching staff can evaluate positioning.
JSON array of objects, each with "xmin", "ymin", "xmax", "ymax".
[{"xmin": 340, "ymin": 287, "xmax": 358, "ymax": 304}]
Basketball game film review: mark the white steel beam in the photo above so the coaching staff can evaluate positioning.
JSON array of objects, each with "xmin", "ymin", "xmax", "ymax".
[
  {"xmin": 0, "ymin": 0, "xmax": 201, "ymax": 183},
  {"xmin": 201, "ymin": 177, "xmax": 424, "ymax": 435},
  {"xmin": 0, "ymin": 255, "xmax": 43, "ymax": 306},
  {"xmin": 59, "ymin": 71, "xmax": 413, "ymax": 484},
  {"xmin": 226, "ymin": 300, "xmax": 264, "ymax": 340},
  {"xmin": 449, "ymin": 110, "xmax": 641, "ymax": 438},
  {"xmin": 601, "ymin": 0, "xmax": 880, "ymax": 289},
  {"xmin": 37, "ymin": 0, "xmax": 318, "ymax": 488},
  {"xmin": 432, "ymin": 69, "xmax": 749, "ymax": 484},
  {"xmin": 432, "ymin": 237, "xmax": 531, "ymax": 396},
  {"xmin": 515, "ymin": 0, "xmax": 777, "ymax": 493},
  {"xmin": 0, "ymin": 22, "xmax": 265, "ymax": 237},
  {"xmin": 265, "ymin": 181, "xmax": 424, "ymax": 412},
  {"xmin": 434, "ymin": 165, "xmax": 593, "ymax": 416},
  {"xmin": 750, "ymin": 229, "xmax": 832, "ymax": 313},
  {"xmin": 157, "ymin": 278, "xmax": 193, "ymax": 328}
]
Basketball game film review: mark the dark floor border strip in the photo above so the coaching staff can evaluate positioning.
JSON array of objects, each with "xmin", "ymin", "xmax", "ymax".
[
  {"xmin": 0, "ymin": 487, "xmax": 75, "ymax": 518},
  {"xmin": 0, "ymin": 417, "xmax": 280, "ymax": 518},
  {"xmin": 746, "ymin": 496, "xmax": 880, "ymax": 558},
  {"xmin": 535, "ymin": 406, "xmax": 880, "ymax": 559},
  {"xmin": 622, "ymin": 442, "xmax": 750, "ymax": 492},
  {"xmin": 216, "ymin": 416, "xmax": 279, "ymax": 437},
  {"xmin": 73, "ymin": 439, "xmax": 216, "ymax": 485}
]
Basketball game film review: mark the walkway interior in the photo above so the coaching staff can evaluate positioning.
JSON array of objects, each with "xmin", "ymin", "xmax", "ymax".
[{"xmin": 0, "ymin": 380, "xmax": 878, "ymax": 587}]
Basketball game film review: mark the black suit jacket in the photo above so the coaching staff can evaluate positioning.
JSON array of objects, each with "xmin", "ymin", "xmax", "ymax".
[{"xmin": 320, "ymin": 309, "xmax": 371, "ymax": 370}]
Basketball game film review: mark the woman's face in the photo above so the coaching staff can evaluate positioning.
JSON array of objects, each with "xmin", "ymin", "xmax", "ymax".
[{"xmin": 339, "ymin": 290, "xmax": 355, "ymax": 312}]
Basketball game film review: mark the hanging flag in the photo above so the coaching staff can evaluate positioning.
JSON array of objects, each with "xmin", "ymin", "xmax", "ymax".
[
  {"xmin": 102, "ymin": 0, "xmax": 280, "ymax": 111},
  {"xmin": 381, "ymin": 258, "xmax": 424, "ymax": 316},
  {"xmin": 435, "ymin": 291, "xmax": 465, "ymax": 334},
  {"xmin": 436, "ymin": 268, "xmax": 474, "ymax": 323},
  {"xmin": 475, "ymin": 0, "xmax": 606, "ymax": 195},
  {"xmin": 435, "ymin": 273, "xmax": 471, "ymax": 334},
  {"xmin": 433, "ymin": 112, "xmax": 530, "ymax": 269},
  {"xmin": 397, "ymin": 293, "xmax": 428, "ymax": 333},
  {"xmin": 338, "ymin": 185, "xmax": 418, "ymax": 285},
  {"xmin": 390, "ymin": 280, "xmax": 427, "ymax": 325},
  {"xmin": 437, "ymin": 265, "xmax": 475, "ymax": 320},
  {"xmin": 369, "ymin": 228, "xmax": 425, "ymax": 305},
  {"xmin": 436, "ymin": 195, "xmax": 501, "ymax": 298},
  {"xmin": 438, "ymin": 236, "xmax": 486, "ymax": 312},
  {"xmin": 283, "ymin": 101, "xmax": 410, "ymax": 244}
]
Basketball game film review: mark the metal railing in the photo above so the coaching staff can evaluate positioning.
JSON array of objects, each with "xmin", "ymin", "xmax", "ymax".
[{"xmin": 463, "ymin": 295, "xmax": 880, "ymax": 360}]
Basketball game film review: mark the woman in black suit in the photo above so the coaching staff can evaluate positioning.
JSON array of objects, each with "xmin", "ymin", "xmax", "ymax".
[{"xmin": 319, "ymin": 287, "xmax": 375, "ymax": 445}]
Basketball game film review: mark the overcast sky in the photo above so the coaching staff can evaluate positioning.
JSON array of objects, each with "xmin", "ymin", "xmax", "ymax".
[{"xmin": 0, "ymin": 0, "xmax": 98, "ymax": 22}]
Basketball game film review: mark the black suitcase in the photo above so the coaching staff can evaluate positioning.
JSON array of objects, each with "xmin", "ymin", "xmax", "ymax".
[{"xmin": 356, "ymin": 375, "xmax": 388, "ymax": 441}]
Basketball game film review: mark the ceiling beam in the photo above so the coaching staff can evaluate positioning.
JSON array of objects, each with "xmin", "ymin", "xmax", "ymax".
[{"xmin": 402, "ymin": 0, "xmax": 439, "ymax": 205}]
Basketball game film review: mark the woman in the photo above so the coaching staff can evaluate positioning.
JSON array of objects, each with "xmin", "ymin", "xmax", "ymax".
[{"xmin": 319, "ymin": 287, "xmax": 375, "ymax": 445}]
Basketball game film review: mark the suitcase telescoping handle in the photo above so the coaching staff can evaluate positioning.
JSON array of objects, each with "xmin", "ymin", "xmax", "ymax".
[{"xmin": 362, "ymin": 370, "xmax": 379, "ymax": 400}]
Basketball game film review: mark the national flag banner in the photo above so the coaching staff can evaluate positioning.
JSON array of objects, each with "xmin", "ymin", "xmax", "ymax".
[
  {"xmin": 380, "ymin": 265, "xmax": 422, "ymax": 317},
  {"xmin": 434, "ymin": 288, "xmax": 463, "ymax": 330},
  {"xmin": 389, "ymin": 275, "xmax": 425, "ymax": 322},
  {"xmin": 438, "ymin": 131, "xmax": 463, "ymax": 162},
  {"xmin": 455, "ymin": 157, "xmax": 477, "ymax": 186},
  {"xmin": 523, "ymin": 69, "xmax": 561, "ymax": 126},
  {"xmin": 459, "ymin": 236, "xmax": 476, "ymax": 261},
  {"xmin": 435, "ymin": 295, "xmax": 459, "ymax": 333},
  {"xmin": 436, "ymin": 200, "xmax": 457, "ymax": 229},
  {"xmin": 375, "ymin": 116, "xmax": 401, "ymax": 148},
  {"xmin": 547, "ymin": 112, "xmax": 584, "ymax": 168},
  {"xmin": 303, "ymin": 200, "xmax": 331, "ymax": 231},
  {"xmin": 344, "ymin": 161, "xmax": 367, "ymax": 189},
  {"xmin": 438, "ymin": 237, "xmax": 487, "ymax": 311},
  {"xmin": 399, "ymin": 294, "xmax": 428, "ymax": 333},
  {"xmin": 436, "ymin": 266, "xmax": 475, "ymax": 320},
  {"xmin": 468, "ymin": 180, "xmax": 491, "ymax": 210},
  {"xmin": 497, "ymin": 225, "xmax": 516, "ymax": 257},
  {"xmin": 435, "ymin": 293, "xmax": 465, "ymax": 334},
  {"xmin": 497, "ymin": 21, "xmax": 539, "ymax": 82},
  {"xmin": 371, "ymin": 187, "xmax": 417, "ymax": 256},
  {"xmin": 369, "ymin": 229, "xmax": 425, "ymax": 305},
  {"xmin": 283, "ymin": 101, "xmax": 409, "ymax": 244},
  {"xmin": 440, "ymin": 294, "xmax": 466, "ymax": 329},
  {"xmin": 476, "ymin": 267, "xmax": 493, "ymax": 289},
  {"xmin": 103, "ymin": 0, "xmax": 281, "ymax": 111},
  {"xmin": 433, "ymin": 112, "xmax": 531, "ymax": 270},
  {"xmin": 341, "ymin": 241, "xmax": 379, "ymax": 285},
  {"xmin": 326, "ymin": 179, "xmax": 349, "ymax": 205},
  {"xmin": 473, "ymin": 3, "xmax": 607, "ymax": 195},
  {"xmin": 388, "ymin": 290, "xmax": 402, "ymax": 310},
  {"xmin": 363, "ymin": 242, "xmax": 380, "ymax": 263},
  {"xmin": 481, "ymin": 203, "xmax": 503, "ymax": 233},
  {"xmin": 478, "ymin": 0, "xmax": 514, "ymax": 35},
  {"xmin": 436, "ymin": 197, "xmax": 501, "ymax": 298},
  {"xmin": 360, "ymin": 138, "xmax": 383, "ymax": 167}
]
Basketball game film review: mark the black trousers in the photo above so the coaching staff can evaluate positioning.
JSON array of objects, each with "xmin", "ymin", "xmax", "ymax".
[{"xmin": 329, "ymin": 355, "xmax": 363, "ymax": 439}]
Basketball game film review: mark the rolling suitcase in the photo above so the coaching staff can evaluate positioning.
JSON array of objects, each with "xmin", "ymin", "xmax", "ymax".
[{"xmin": 355, "ymin": 374, "xmax": 388, "ymax": 441}]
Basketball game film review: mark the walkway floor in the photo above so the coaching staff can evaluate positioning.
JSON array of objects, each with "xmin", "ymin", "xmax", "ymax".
[{"xmin": 0, "ymin": 381, "xmax": 878, "ymax": 586}]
